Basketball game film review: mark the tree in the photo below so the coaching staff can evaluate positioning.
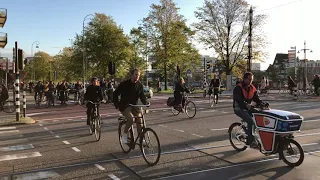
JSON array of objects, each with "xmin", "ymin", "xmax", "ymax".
[
  {"xmin": 194, "ymin": 0, "xmax": 267, "ymax": 75},
  {"xmin": 72, "ymin": 13, "xmax": 131, "ymax": 80},
  {"xmin": 24, "ymin": 51, "xmax": 51, "ymax": 81},
  {"xmin": 143, "ymin": 0, "xmax": 200, "ymax": 90}
]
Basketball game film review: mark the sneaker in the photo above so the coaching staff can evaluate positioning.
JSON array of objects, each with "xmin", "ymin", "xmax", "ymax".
[{"xmin": 122, "ymin": 133, "xmax": 128, "ymax": 144}]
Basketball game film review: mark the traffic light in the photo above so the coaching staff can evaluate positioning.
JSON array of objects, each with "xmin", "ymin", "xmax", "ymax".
[
  {"xmin": 108, "ymin": 62, "xmax": 115, "ymax": 75},
  {"xmin": 206, "ymin": 60, "xmax": 211, "ymax": 70},
  {"xmin": 18, "ymin": 49, "xmax": 24, "ymax": 70}
]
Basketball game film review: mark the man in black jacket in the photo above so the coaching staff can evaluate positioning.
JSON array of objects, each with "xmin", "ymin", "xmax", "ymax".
[
  {"xmin": 84, "ymin": 77, "xmax": 104, "ymax": 125},
  {"xmin": 113, "ymin": 69, "xmax": 148, "ymax": 144},
  {"xmin": 233, "ymin": 72, "xmax": 268, "ymax": 146}
]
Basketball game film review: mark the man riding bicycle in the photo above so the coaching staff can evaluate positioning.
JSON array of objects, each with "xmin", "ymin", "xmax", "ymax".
[
  {"xmin": 233, "ymin": 72, "xmax": 268, "ymax": 146},
  {"xmin": 84, "ymin": 77, "xmax": 104, "ymax": 125},
  {"xmin": 113, "ymin": 69, "xmax": 148, "ymax": 144}
]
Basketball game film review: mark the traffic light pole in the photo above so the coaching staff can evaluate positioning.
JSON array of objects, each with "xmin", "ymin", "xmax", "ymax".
[{"xmin": 14, "ymin": 41, "xmax": 20, "ymax": 121}]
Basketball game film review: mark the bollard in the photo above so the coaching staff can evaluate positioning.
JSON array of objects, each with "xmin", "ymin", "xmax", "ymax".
[
  {"xmin": 23, "ymin": 90, "xmax": 26, "ymax": 117},
  {"xmin": 15, "ymin": 79, "xmax": 20, "ymax": 121},
  {"xmin": 293, "ymin": 87, "xmax": 298, "ymax": 100}
]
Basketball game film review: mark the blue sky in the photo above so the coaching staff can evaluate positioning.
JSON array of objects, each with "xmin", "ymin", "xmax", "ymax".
[{"xmin": 0, "ymin": 0, "xmax": 319, "ymax": 70}]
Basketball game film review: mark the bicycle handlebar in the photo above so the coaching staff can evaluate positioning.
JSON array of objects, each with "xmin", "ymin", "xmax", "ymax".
[{"xmin": 128, "ymin": 103, "xmax": 150, "ymax": 107}]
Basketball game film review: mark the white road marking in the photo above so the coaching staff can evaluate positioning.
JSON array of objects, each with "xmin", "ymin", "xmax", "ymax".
[
  {"xmin": 108, "ymin": 174, "xmax": 120, "ymax": 180},
  {"xmin": 43, "ymin": 127, "xmax": 48, "ymax": 130},
  {"xmin": 39, "ymin": 124, "xmax": 43, "ymax": 127},
  {"xmin": 13, "ymin": 171, "xmax": 60, "ymax": 179},
  {"xmin": 67, "ymin": 119, "xmax": 73, "ymax": 120},
  {"xmin": 0, "ymin": 152, "xmax": 42, "ymax": 162},
  {"xmin": 163, "ymin": 110, "xmax": 168, "ymax": 112},
  {"xmin": 192, "ymin": 134, "xmax": 204, "ymax": 138},
  {"xmin": 62, "ymin": 141, "xmax": 70, "ymax": 145},
  {"xmin": 199, "ymin": 108, "xmax": 205, "ymax": 110},
  {"xmin": 72, "ymin": 147, "xmax": 81, "ymax": 152},
  {"xmin": 0, "ymin": 127, "xmax": 16, "ymax": 130},
  {"xmin": 0, "ymin": 144, "xmax": 34, "ymax": 152},
  {"xmin": 174, "ymin": 129, "xmax": 184, "ymax": 133},
  {"xmin": 55, "ymin": 135, "xmax": 60, "ymax": 138},
  {"xmin": 94, "ymin": 164, "xmax": 105, "ymax": 170},
  {"xmin": 304, "ymin": 119, "xmax": 320, "ymax": 123},
  {"xmin": 296, "ymin": 132, "xmax": 320, "ymax": 137},
  {"xmin": 159, "ymin": 125, "xmax": 168, "ymax": 128},
  {"xmin": 0, "ymin": 130, "xmax": 19, "ymax": 134},
  {"xmin": 27, "ymin": 112, "xmax": 49, "ymax": 116},
  {"xmin": 211, "ymin": 128, "xmax": 229, "ymax": 131},
  {"xmin": 81, "ymin": 118, "xmax": 86, "ymax": 120}
]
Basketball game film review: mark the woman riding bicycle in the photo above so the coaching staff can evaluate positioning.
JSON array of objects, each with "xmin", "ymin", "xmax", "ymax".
[{"xmin": 174, "ymin": 77, "xmax": 190, "ymax": 111}]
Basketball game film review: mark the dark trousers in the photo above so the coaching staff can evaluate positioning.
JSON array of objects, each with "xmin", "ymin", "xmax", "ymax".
[{"xmin": 234, "ymin": 110, "xmax": 254, "ymax": 143}]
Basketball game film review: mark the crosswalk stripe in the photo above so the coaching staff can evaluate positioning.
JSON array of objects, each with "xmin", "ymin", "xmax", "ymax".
[
  {"xmin": 0, "ymin": 127, "xmax": 16, "ymax": 131},
  {"xmin": 0, "ymin": 144, "xmax": 34, "ymax": 152},
  {"xmin": 13, "ymin": 171, "xmax": 60, "ymax": 180},
  {"xmin": 0, "ymin": 130, "xmax": 19, "ymax": 134},
  {"xmin": 0, "ymin": 152, "xmax": 42, "ymax": 162}
]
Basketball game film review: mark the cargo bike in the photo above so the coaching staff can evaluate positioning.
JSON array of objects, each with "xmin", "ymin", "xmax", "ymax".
[{"xmin": 229, "ymin": 104, "xmax": 304, "ymax": 167}]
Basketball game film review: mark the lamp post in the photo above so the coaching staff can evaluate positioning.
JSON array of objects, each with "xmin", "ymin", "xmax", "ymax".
[
  {"xmin": 82, "ymin": 14, "xmax": 94, "ymax": 91},
  {"xmin": 138, "ymin": 19, "xmax": 149, "ymax": 87},
  {"xmin": 297, "ymin": 41, "xmax": 312, "ymax": 91},
  {"xmin": 31, "ymin": 41, "xmax": 40, "ymax": 82}
]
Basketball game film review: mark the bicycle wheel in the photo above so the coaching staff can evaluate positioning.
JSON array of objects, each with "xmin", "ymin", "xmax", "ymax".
[
  {"xmin": 279, "ymin": 138, "xmax": 304, "ymax": 167},
  {"xmin": 94, "ymin": 116, "xmax": 101, "ymax": 141},
  {"xmin": 209, "ymin": 95, "xmax": 214, "ymax": 107},
  {"xmin": 3, "ymin": 101, "xmax": 15, "ymax": 113},
  {"xmin": 118, "ymin": 121, "xmax": 134, "ymax": 153},
  {"xmin": 229, "ymin": 123, "xmax": 247, "ymax": 151},
  {"xmin": 185, "ymin": 101, "xmax": 196, "ymax": 118},
  {"xmin": 140, "ymin": 128, "xmax": 161, "ymax": 166},
  {"xmin": 171, "ymin": 106, "xmax": 180, "ymax": 116}
]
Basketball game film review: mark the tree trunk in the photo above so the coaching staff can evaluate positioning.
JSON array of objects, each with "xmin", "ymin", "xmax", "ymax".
[{"xmin": 164, "ymin": 62, "xmax": 168, "ymax": 90}]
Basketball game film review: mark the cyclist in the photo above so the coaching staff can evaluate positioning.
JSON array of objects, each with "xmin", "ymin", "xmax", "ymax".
[
  {"xmin": 233, "ymin": 72, "xmax": 268, "ymax": 146},
  {"xmin": 209, "ymin": 76, "xmax": 221, "ymax": 105},
  {"xmin": 0, "ymin": 84, "xmax": 9, "ymax": 110},
  {"xmin": 34, "ymin": 81, "xmax": 44, "ymax": 105},
  {"xmin": 84, "ymin": 77, "xmax": 104, "ymax": 125},
  {"xmin": 74, "ymin": 80, "xmax": 82, "ymax": 102},
  {"xmin": 174, "ymin": 77, "xmax": 190, "ymax": 112},
  {"xmin": 113, "ymin": 69, "xmax": 148, "ymax": 144}
]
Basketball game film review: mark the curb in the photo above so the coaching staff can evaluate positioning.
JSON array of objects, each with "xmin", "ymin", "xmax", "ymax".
[{"xmin": 0, "ymin": 116, "xmax": 36, "ymax": 126}]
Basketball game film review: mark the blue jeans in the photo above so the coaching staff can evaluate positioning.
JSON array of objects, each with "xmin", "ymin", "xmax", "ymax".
[{"xmin": 234, "ymin": 110, "xmax": 254, "ymax": 139}]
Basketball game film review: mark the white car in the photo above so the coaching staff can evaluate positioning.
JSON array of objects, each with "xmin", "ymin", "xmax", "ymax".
[{"xmin": 144, "ymin": 87, "xmax": 153, "ymax": 98}]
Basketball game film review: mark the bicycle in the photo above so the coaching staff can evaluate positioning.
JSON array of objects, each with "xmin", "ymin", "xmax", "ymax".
[
  {"xmin": 208, "ymin": 87, "xmax": 219, "ymax": 107},
  {"xmin": 171, "ymin": 93, "xmax": 196, "ymax": 118},
  {"xmin": 118, "ymin": 103, "xmax": 161, "ymax": 166},
  {"xmin": 87, "ymin": 101, "xmax": 102, "ymax": 141},
  {"xmin": 35, "ymin": 92, "xmax": 43, "ymax": 107},
  {"xmin": 0, "ymin": 100, "xmax": 15, "ymax": 113}
]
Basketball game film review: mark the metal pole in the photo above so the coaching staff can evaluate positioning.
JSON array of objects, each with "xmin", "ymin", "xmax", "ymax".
[
  {"xmin": 247, "ymin": 6, "xmax": 253, "ymax": 72},
  {"xmin": 15, "ymin": 42, "xmax": 20, "ymax": 121},
  {"xmin": 146, "ymin": 24, "xmax": 149, "ymax": 87},
  {"xmin": 82, "ymin": 14, "xmax": 94, "ymax": 93}
]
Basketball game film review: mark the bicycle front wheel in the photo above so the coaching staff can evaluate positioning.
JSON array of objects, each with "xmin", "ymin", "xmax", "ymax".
[
  {"xmin": 94, "ymin": 116, "xmax": 101, "ymax": 141},
  {"xmin": 185, "ymin": 101, "xmax": 196, "ymax": 118},
  {"xmin": 140, "ymin": 128, "xmax": 161, "ymax": 166},
  {"xmin": 3, "ymin": 101, "xmax": 15, "ymax": 113},
  {"xmin": 118, "ymin": 121, "xmax": 134, "ymax": 153}
]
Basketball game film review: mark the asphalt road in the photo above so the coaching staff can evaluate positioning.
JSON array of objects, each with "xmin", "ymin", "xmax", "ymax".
[{"xmin": 0, "ymin": 94, "xmax": 319, "ymax": 180}]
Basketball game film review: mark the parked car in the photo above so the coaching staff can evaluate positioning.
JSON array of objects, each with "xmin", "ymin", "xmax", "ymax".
[{"xmin": 144, "ymin": 86, "xmax": 153, "ymax": 98}]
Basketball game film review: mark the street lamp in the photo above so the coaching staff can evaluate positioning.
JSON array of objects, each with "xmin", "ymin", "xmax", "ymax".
[
  {"xmin": 297, "ymin": 40, "xmax": 312, "ymax": 91},
  {"xmin": 137, "ymin": 19, "xmax": 149, "ymax": 87},
  {"xmin": 82, "ymin": 14, "xmax": 94, "ymax": 91},
  {"xmin": 31, "ymin": 41, "xmax": 40, "ymax": 82}
]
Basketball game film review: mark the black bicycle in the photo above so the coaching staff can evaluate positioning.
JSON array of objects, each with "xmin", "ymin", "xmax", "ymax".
[
  {"xmin": 0, "ymin": 100, "xmax": 15, "ymax": 113},
  {"xmin": 87, "ymin": 101, "xmax": 102, "ymax": 141},
  {"xmin": 171, "ymin": 93, "xmax": 196, "ymax": 118},
  {"xmin": 118, "ymin": 103, "xmax": 161, "ymax": 166}
]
